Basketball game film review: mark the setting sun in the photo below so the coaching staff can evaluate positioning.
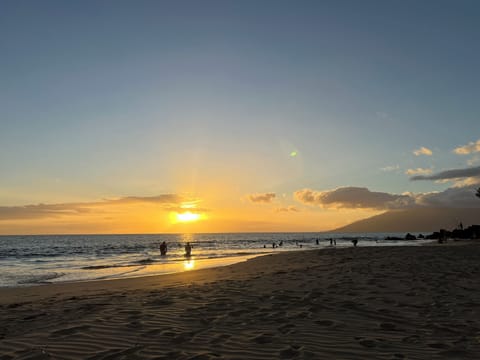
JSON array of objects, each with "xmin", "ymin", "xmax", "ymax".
[{"xmin": 176, "ymin": 211, "xmax": 201, "ymax": 222}]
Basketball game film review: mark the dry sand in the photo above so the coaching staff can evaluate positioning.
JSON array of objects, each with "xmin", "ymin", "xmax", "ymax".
[{"xmin": 1, "ymin": 242, "xmax": 479, "ymax": 359}]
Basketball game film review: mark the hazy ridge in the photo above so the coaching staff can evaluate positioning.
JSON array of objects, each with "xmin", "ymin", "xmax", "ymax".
[{"xmin": 333, "ymin": 207, "xmax": 480, "ymax": 233}]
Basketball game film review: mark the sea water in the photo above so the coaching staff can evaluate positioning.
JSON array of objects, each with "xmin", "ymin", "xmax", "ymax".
[{"xmin": 0, "ymin": 232, "xmax": 432, "ymax": 287}]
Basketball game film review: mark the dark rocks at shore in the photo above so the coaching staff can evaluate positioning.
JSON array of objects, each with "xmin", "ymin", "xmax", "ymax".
[
  {"xmin": 385, "ymin": 233, "xmax": 420, "ymax": 241},
  {"xmin": 384, "ymin": 225, "xmax": 480, "ymax": 242},
  {"xmin": 405, "ymin": 233, "xmax": 416, "ymax": 240},
  {"xmin": 425, "ymin": 225, "xmax": 480, "ymax": 240}
]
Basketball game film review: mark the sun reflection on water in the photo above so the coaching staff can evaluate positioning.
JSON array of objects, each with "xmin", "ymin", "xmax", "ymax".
[{"xmin": 183, "ymin": 259, "xmax": 195, "ymax": 270}]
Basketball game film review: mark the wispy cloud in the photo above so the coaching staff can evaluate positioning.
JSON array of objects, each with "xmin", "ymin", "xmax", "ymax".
[
  {"xmin": 467, "ymin": 155, "xmax": 480, "ymax": 166},
  {"xmin": 275, "ymin": 206, "xmax": 299, "ymax": 213},
  {"xmin": 247, "ymin": 192, "xmax": 276, "ymax": 204},
  {"xmin": 294, "ymin": 187, "xmax": 414, "ymax": 210},
  {"xmin": 410, "ymin": 166, "xmax": 480, "ymax": 181},
  {"xmin": 381, "ymin": 165, "xmax": 400, "ymax": 172},
  {"xmin": 405, "ymin": 168, "xmax": 433, "ymax": 176},
  {"xmin": 0, "ymin": 194, "xmax": 189, "ymax": 221},
  {"xmin": 413, "ymin": 146, "xmax": 433, "ymax": 156},
  {"xmin": 454, "ymin": 139, "xmax": 480, "ymax": 155}
]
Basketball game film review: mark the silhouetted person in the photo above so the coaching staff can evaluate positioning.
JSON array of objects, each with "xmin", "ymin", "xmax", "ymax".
[
  {"xmin": 279, "ymin": 241, "xmax": 283, "ymax": 247},
  {"xmin": 185, "ymin": 242, "xmax": 192, "ymax": 257},
  {"xmin": 160, "ymin": 241, "xmax": 167, "ymax": 256},
  {"xmin": 352, "ymin": 239, "xmax": 358, "ymax": 247}
]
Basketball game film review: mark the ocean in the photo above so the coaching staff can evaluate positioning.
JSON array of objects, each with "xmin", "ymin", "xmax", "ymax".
[{"xmin": 0, "ymin": 232, "xmax": 432, "ymax": 287}]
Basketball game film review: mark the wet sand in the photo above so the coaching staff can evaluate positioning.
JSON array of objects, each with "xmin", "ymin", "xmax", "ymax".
[{"xmin": 1, "ymin": 242, "xmax": 479, "ymax": 359}]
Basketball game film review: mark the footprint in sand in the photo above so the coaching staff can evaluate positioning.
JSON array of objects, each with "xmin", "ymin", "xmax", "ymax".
[
  {"xmin": 49, "ymin": 325, "xmax": 91, "ymax": 337},
  {"xmin": 428, "ymin": 342, "xmax": 450, "ymax": 349},
  {"xmin": 358, "ymin": 339, "xmax": 376, "ymax": 348},
  {"xmin": 279, "ymin": 345, "xmax": 303, "ymax": 358},
  {"xmin": 402, "ymin": 335, "xmax": 421, "ymax": 344},
  {"xmin": 251, "ymin": 333, "xmax": 276, "ymax": 344},
  {"xmin": 315, "ymin": 319, "xmax": 335, "ymax": 327},
  {"xmin": 379, "ymin": 322, "xmax": 397, "ymax": 331},
  {"xmin": 278, "ymin": 323, "xmax": 296, "ymax": 334},
  {"xmin": 209, "ymin": 333, "xmax": 231, "ymax": 344}
]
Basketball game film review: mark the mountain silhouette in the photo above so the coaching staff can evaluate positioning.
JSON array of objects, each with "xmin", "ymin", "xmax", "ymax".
[{"xmin": 332, "ymin": 207, "xmax": 480, "ymax": 233}]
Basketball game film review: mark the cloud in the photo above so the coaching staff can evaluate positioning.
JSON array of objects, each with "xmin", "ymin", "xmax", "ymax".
[
  {"xmin": 405, "ymin": 168, "xmax": 433, "ymax": 176},
  {"xmin": 454, "ymin": 139, "xmax": 480, "ymax": 155},
  {"xmin": 410, "ymin": 166, "xmax": 480, "ymax": 181},
  {"xmin": 467, "ymin": 155, "xmax": 480, "ymax": 166},
  {"xmin": 0, "ymin": 194, "xmax": 190, "ymax": 221},
  {"xmin": 102, "ymin": 194, "xmax": 182, "ymax": 205},
  {"xmin": 381, "ymin": 165, "xmax": 400, "ymax": 172},
  {"xmin": 416, "ymin": 186, "xmax": 480, "ymax": 208},
  {"xmin": 294, "ymin": 187, "xmax": 414, "ymax": 210},
  {"xmin": 413, "ymin": 147, "xmax": 433, "ymax": 156},
  {"xmin": 247, "ymin": 193, "xmax": 276, "ymax": 204},
  {"xmin": 0, "ymin": 203, "xmax": 93, "ymax": 220},
  {"xmin": 275, "ymin": 206, "xmax": 299, "ymax": 213},
  {"xmin": 294, "ymin": 179, "xmax": 480, "ymax": 211}
]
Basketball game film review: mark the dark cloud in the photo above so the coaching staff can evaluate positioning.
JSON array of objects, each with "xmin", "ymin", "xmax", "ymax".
[
  {"xmin": 0, "ymin": 194, "xmax": 188, "ymax": 221},
  {"xmin": 410, "ymin": 166, "xmax": 480, "ymax": 181},
  {"xmin": 247, "ymin": 193, "xmax": 276, "ymax": 204},
  {"xmin": 294, "ymin": 187, "xmax": 414, "ymax": 210}
]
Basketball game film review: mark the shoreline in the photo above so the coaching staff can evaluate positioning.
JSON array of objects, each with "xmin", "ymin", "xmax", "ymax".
[
  {"xmin": 0, "ymin": 237, "xmax": 436, "ymax": 289},
  {"xmin": 0, "ymin": 239, "xmax": 460, "ymax": 299},
  {"xmin": 1, "ymin": 242, "xmax": 479, "ymax": 359}
]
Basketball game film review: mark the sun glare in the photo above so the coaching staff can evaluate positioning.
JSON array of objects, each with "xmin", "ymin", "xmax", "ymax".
[{"xmin": 176, "ymin": 211, "xmax": 201, "ymax": 222}]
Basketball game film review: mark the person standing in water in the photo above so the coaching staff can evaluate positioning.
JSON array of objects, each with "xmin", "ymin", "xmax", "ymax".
[
  {"xmin": 185, "ymin": 242, "xmax": 192, "ymax": 257},
  {"xmin": 160, "ymin": 241, "xmax": 167, "ymax": 256}
]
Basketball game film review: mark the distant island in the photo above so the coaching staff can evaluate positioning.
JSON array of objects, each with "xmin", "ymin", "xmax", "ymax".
[{"xmin": 332, "ymin": 207, "xmax": 480, "ymax": 233}]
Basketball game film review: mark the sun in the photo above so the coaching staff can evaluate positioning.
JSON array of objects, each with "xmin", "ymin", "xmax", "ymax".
[{"xmin": 176, "ymin": 211, "xmax": 201, "ymax": 222}]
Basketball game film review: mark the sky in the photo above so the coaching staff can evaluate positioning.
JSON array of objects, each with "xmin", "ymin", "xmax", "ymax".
[{"xmin": 1, "ymin": 0, "xmax": 480, "ymax": 234}]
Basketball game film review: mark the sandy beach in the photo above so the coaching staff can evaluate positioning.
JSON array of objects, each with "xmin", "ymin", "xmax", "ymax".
[{"xmin": 1, "ymin": 242, "xmax": 479, "ymax": 359}]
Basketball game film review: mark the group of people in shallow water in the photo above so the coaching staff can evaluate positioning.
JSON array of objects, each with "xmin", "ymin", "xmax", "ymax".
[
  {"xmin": 266, "ymin": 238, "xmax": 359, "ymax": 248},
  {"xmin": 160, "ymin": 237, "xmax": 359, "ymax": 257},
  {"xmin": 159, "ymin": 241, "xmax": 193, "ymax": 257}
]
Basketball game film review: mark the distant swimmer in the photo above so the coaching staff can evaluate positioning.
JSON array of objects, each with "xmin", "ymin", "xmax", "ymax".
[
  {"xmin": 185, "ymin": 242, "xmax": 192, "ymax": 257},
  {"xmin": 160, "ymin": 241, "xmax": 168, "ymax": 256}
]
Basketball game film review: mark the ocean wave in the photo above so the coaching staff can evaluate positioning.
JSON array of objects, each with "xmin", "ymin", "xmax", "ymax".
[{"xmin": 17, "ymin": 272, "xmax": 65, "ymax": 285}]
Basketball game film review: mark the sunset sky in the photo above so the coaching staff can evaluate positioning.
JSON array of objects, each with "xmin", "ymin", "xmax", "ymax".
[{"xmin": 1, "ymin": 0, "xmax": 480, "ymax": 234}]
